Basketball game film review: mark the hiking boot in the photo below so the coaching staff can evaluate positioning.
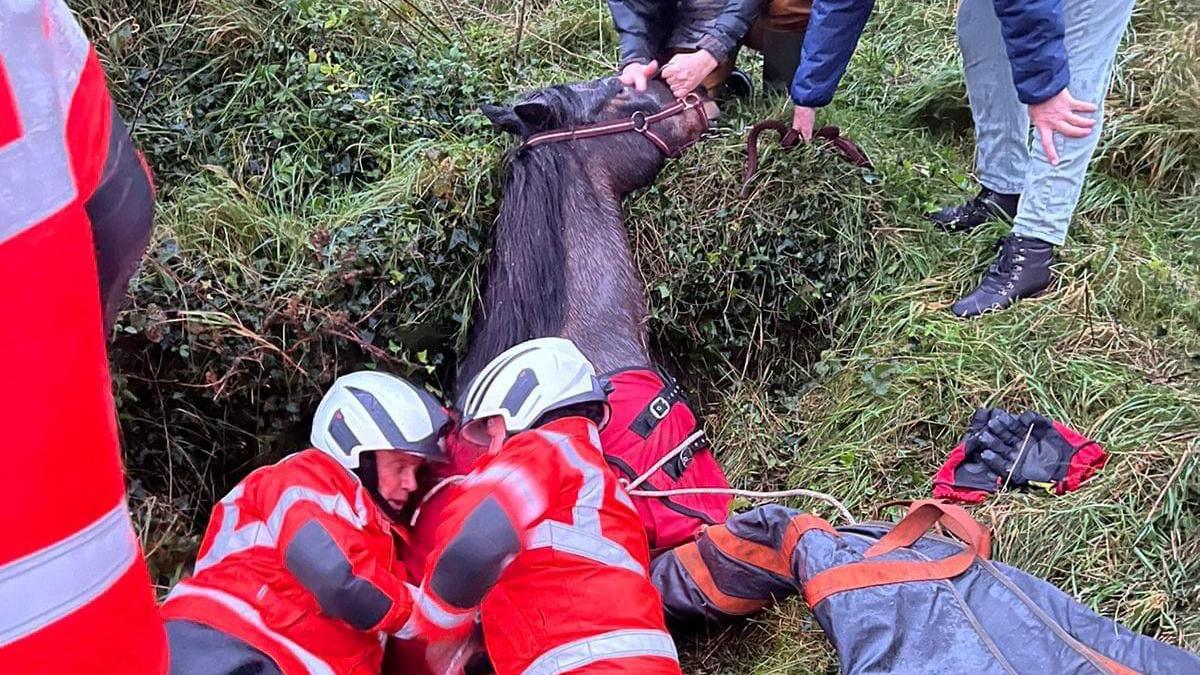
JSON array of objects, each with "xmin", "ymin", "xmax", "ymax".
[
  {"xmin": 717, "ymin": 68, "xmax": 753, "ymax": 100},
  {"xmin": 952, "ymin": 235, "xmax": 1053, "ymax": 318},
  {"xmin": 928, "ymin": 187, "xmax": 1020, "ymax": 233}
]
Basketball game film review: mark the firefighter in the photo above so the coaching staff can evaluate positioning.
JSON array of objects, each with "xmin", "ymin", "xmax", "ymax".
[
  {"xmin": 408, "ymin": 337, "xmax": 682, "ymax": 674},
  {"xmin": 0, "ymin": 1, "xmax": 165, "ymax": 672},
  {"xmin": 160, "ymin": 371, "xmax": 451, "ymax": 675}
]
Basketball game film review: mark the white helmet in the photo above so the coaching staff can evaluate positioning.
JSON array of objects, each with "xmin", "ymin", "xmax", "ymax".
[
  {"xmin": 458, "ymin": 337, "xmax": 610, "ymax": 446},
  {"xmin": 311, "ymin": 370, "xmax": 450, "ymax": 470}
]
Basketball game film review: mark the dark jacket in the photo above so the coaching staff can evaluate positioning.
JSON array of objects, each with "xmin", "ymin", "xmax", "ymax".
[
  {"xmin": 609, "ymin": 0, "xmax": 764, "ymax": 67},
  {"xmin": 791, "ymin": 0, "xmax": 1070, "ymax": 107}
]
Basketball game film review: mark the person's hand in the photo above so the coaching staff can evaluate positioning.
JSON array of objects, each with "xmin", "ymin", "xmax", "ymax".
[
  {"xmin": 791, "ymin": 105, "xmax": 816, "ymax": 142},
  {"xmin": 660, "ymin": 50, "xmax": 718, "ymax": 98},
  {"xmin": 1028, "ymin": 88, "xmax": 1097, "ymax": 165},
  {"xmin": 619, "ymin": 60, "xmax": 659, "ymax": 91}
]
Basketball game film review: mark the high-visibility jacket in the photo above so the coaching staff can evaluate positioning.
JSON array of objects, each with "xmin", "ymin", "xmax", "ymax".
[
  {"xmin": 0, "ymin": 1, "xmax": 167, "ymax": 673},
  {"xmin": 160, "ymin": 450, "xmax": 415, "ymax": 675},
  {"xmin": 410, "ymin": 416, "xmax": 682, "ymax": 675}
]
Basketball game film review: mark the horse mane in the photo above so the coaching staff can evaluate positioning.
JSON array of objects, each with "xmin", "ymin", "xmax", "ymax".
[{"xmin": 455, "ymin": 146, "xmax": 572, "ymax": 390}]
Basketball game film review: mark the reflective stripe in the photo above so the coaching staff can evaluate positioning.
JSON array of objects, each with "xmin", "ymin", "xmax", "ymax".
[
  {"xmin": 0, "ymin": 0, "xmax": 89, "ymax": 243},
  {"xmin": 195, "ymin": 483, "xmax": 369, "ymax": 573},
  {"xmin": 521, "ymin": 629, "xmax": 678, "ymax": 675},
  {"xmin": 539, "ymin": 430, "xmax": 603, "ymax": 531},
  {"xmin": 532, "ymin": 430, "xmax": 652, "ymax": 581},
  {"xmin": 527, "ymin": 521, "xmax": 645, "ymax": 576},
  {"xmin": 167, "ymin": 582, "xmax": 335, "ymax": 675},
  {"xmin": 412, "ymin": 586, "xmax": 475, "ymax": 631},
  {"xmin": 0, "ymin": 502, "xmax": 137, "ymax": 647},
  {"xmin": 465, "ymin": 463, "xmax": 546, "ymax": 527},
  {"xmin": 392, "ymin": 583, "xmax": 422, "ymax": 639}
]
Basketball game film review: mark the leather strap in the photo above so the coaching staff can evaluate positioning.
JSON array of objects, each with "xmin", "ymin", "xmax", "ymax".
[
  {"xmin": 741, "ymin": 120, "xmax": 874, "ymax": 198},
  {"xmin": 520, "ymin": 93, "xmax": 708, "ymax": 158},
  {"xmin": 803, "ymin": 500, "xmax": 990, "ymax": 608}
]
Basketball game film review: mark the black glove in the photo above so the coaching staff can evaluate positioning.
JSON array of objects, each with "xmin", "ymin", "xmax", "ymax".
[
  {"xmin": 974, "ymin": 411, "xmax": 1071, "ymax": 488},
  {"xmin": 949, "ymin": 408, "xmax": 1009, "ymax": 493}
]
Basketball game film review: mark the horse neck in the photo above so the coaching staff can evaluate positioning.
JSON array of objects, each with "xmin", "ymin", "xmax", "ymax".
[
  {"xmin": 457, "ymin": 148, "xmax": 651, "ymax": 390},
  {"xmin": 556, "ymin": 159, "xmax": 652, "ymax": 374}
]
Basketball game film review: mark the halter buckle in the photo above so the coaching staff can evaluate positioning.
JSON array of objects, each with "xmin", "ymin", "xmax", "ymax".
[{"xmin": 630, "ymin": 110, "xmax": 649, "ymax": 132}]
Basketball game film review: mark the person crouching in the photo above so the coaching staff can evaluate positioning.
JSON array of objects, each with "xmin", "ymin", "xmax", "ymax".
[
  {"xmin": 160, "ymin": 371, "xmax": 450, "ymax": 675},
  {"xmin": 410, "ymin": 337, "xmax": 683, "ymax": 674}
]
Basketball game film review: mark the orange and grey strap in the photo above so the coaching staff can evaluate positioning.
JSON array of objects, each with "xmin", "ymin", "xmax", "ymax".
[
  {"xmin": 650, "ymin": 505, "xmax": 837, "ymax": 623},
  {"xmin": 803, "ymin": 500, "xmax": 990, "ymax": 608}
]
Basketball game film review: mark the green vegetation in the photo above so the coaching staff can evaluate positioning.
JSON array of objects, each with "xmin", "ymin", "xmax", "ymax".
[{"xmin": 74, "ymin": 0, "xmax": 1197, "ymax": 670}]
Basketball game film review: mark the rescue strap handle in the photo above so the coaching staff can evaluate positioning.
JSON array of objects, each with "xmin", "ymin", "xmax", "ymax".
[
  {"xmin": 620, "ymin": 429, "xmax": 856, "ymax": 524},
  {"xmin": 802, "ymin": 499, "xmax": 991, "ymax": 608}
]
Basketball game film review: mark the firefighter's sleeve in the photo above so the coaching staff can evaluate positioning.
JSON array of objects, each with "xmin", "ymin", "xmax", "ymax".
[
  {"xmin": 261, "ymin": 475, "xmax": 414, "ymax": 633},
  {"xmin": 410, "ymin": 447, "xmax": 557, "ymax": 642}
]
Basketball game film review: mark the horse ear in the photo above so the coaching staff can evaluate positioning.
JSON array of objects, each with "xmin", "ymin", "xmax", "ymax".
[
  {"xmin": 512, "ymin": 99, "xmax": 557, "ymax": 131},
  {"xmin": 480, "ymin": 104, "xmax": 524, "ymax": 136}
]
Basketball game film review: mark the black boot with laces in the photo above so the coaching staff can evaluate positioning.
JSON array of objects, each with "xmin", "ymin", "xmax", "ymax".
[
  {"xmin": 928, "ymin": 187, "xmax": 1020, "ymax": 233},
  {"xmin": 952, "ymin": 235, "xmax": 1054, "ymax": 318}
]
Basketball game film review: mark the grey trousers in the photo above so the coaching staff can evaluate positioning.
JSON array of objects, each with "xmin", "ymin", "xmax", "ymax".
[
  {"xmin": 166, "ymin": 619, "xmax": 283, "ymax": 675},
  {"xmin": 957, "ymin": 0, "xmax": 1134, "ymax": 245}
]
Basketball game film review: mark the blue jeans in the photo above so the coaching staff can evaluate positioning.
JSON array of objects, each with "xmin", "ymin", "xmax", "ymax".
[{"xmin": 957, "ymin": 0, "xmax": 1134, "ymax": 245}]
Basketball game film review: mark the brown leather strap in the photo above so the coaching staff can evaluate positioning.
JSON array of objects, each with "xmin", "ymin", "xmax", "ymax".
[
  {"xmin": 740, "ymin": 120, "xmax": 798, "ymax": 198},
  {"xmin": 803, "ymin": 500, "xmax": 990, "ymax": 607},
  {"xmin": 741, "ymin": 120, "xmax": 874, "ymax": 198},
  {"xmin": 812, "ymin": 125, "xmax": 874, "ymax": 170},
  {"xmin": 520, "ymin": 93, "xmax": 707, "ymax": 158}
]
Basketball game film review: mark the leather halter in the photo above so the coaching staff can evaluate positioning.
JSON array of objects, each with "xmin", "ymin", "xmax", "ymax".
[{"xmin": 518, "ymin": 93, "xmax": 709, "ymax": 158}]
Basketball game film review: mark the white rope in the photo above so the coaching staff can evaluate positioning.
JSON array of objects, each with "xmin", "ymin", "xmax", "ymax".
[
  {"xmin": 620, "ymin": 428, "xmax": 856, "ymax": 524},
  {"xmin": 627, "ymin": 486, "xmax": 856, "ymax": 525},
  {"xmin": 624, "ymin": 430, "xmax": 705, "ymax": 491}
]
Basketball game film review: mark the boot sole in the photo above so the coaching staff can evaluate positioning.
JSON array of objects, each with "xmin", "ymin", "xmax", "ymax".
[{"xmin": 951, "ymin": 283, "xmax": 1054, "ymax": 319}]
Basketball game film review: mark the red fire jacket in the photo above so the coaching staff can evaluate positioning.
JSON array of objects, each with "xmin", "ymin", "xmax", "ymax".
[
  {"xmin": 161, "ymin": 450, "xmax": 415, "ymax": 674},
  {"xmin": 0, "ymin": 2, "xmax": 166, "ymax": 672},
  {"xmin": 408, "ymin": 417, "xmax": 682, "ymax": 674}
]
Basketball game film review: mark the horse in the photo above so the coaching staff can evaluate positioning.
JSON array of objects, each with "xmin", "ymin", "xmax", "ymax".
[
  {"xmin": 456, "ymin": 77, "xmax": 717, "ymax": 385},
  {"xmin": 449, "ymin": 76, "xmax": 733, "ymax": 554}
]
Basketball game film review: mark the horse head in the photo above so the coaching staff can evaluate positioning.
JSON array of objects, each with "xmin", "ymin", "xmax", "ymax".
[{"xmin": 481, "ymin": 78, "xmax": 718, "ymax": 194}]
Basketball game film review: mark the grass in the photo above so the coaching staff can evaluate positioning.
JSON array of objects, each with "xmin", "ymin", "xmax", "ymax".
[{"xmin": 71, "ymin": 0, "xmax": 1198, "ymax": 670}]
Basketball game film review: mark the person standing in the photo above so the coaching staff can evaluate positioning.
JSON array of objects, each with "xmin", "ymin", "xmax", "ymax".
[
  {"xmin": 788, "ymin": 0, "xmax": 1135, "ymax": 316},
  {"xmin": 0, "ymin": 1, "xmax": 165, "ymax": 673}
]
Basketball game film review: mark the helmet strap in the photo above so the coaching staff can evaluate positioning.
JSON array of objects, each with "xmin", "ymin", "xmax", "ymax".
[{"xmin": 486, "ymin": 416, "xmax": 507, "ymax": 455}]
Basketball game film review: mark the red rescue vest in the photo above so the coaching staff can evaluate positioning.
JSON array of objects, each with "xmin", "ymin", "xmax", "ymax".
[{"xmin": 601, "ymin": 368, "xmax": 732, "ymax": 552}]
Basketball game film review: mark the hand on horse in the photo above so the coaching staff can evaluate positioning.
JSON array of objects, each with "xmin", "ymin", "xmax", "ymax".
[
  {"xmin": 619, "ymin": 60, "xmax": 659, "ymax": 91},
  {"xmin": 791, "ymin": 105, "xmax": 816, "ymax": 142},
  {"xmin": 660, "ymin": 50, "xmax": 718, "ymax": 98}
]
